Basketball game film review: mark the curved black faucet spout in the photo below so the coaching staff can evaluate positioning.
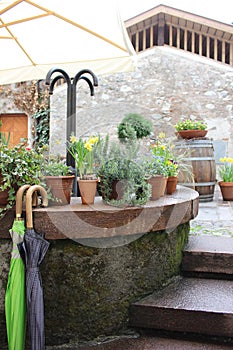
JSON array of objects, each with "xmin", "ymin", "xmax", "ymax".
[
  {"xmin": 73, "ymin": 69, "xmax": 98, "ymax": 87},
  {"xmin": 45, "ymin": 67, "xmax": 98, "ymax": 196}
]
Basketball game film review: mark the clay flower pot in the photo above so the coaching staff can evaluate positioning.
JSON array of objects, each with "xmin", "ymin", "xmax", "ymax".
[
  {"xmin": 45, "ymin": 175, "xmax": 75, "ymax": 206},
  {"xmin": 166, "ymin": 176, "xmax": 178, "ymax": 194},
  {"xmin": 218, "ymin": 181, "xmax": 233, "ymax": 201},
  {"xmin": 78, "ymin": 179, "xmax": 98, "ymax": 205},
  {"xmin": 147, "ymin": 175, "xmax": 167, "ymax": 200},
  {"xmin": 177, "ymin": 130, "xmax": 207, "ymax": 139}
]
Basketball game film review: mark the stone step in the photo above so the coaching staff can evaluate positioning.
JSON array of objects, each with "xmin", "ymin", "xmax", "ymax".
[
  {"xmin": 129, "ymin": 277, "xmax": 233, "ymax": 338},
  {"xmin": 181, "ymin": 236, "xmax": 233, "ymax": 277}
]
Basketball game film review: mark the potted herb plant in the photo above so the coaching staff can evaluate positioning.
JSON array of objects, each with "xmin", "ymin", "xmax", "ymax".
[
  {"xmin": 97, "ymin": 141, "xmax": 150, "ymax": 206},
  {"xmin": 218, "ymin": 157, "xmax": 233, "ymax": 201},
  {"xmin": 41, "ymin": 155, "xmax": 74, "ymax": 206},
  {"xmin": 174, "ymin": 118, "xmax": 208, "ymax": 139}
]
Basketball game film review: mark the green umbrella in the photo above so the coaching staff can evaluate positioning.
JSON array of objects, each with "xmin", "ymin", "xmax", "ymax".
[{"xmin": 5, "ymin": 185, "xmax": 31, "ymax": 350}]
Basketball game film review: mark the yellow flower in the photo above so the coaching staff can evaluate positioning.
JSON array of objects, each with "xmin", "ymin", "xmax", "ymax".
[
  {"xmin": 89, "ymin": 136, "xmax": 99, "ymax": 145},
  {"xmin": 158, "ymin": 132, "xmax": 166, "ymax": 139},
  {"xmin": 220, "ymin": 157, "xmax": 233, "ymax": 163},
  {"xmin": 84, "ymin": 142, "xmax": 92, "ymax": 151},
  {"xmin": 70, "ymin": 135, "xmax": 77, "ymax": 144}
]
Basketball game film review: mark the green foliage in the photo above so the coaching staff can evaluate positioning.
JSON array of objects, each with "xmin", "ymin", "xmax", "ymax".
[
  {"xmin": 117, "ymin": 113, "xmax": 153, "ymax": 142},
  {"xmin": 175, "ymin": 118, "xmax": 207, "ymax": 131},
  {"xmin": 41, "ymin": 155, "xmax": 73, "ymax": 176},
  {"xmin": 218, "ymin": 157, "xmax": 233, "ymax": 182},
  {"xmin": 97, "ymin": 141, "xmax": 151, "ymax": 206},
  {"xmin": 0, "ymin": 142, "xmax": 44, "ymax": 217},
  {"xmin": 67, "ymin": 134, "xmax": 99, "ymax": 179},
  {"xmin": 33, "ymin": 108, "xmax": 50, "ymax": 148},
  {"xmin": 0, "ymin": 120, "xmax": 10, "ymax": 146}
]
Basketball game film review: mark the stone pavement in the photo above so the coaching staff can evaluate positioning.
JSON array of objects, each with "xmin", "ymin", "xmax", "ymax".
[
  {"xmin": 190, "ymin": 186, "xmax": 233, "ymax": 238},
  {"xmin": 49, "ymin": 334, "xmax": 233, "ymax": 350}
]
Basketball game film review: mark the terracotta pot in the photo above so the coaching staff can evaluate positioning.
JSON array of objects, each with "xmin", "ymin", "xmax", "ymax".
[
  {"xmin": 177, "ymin": 130, "xmax": 207, "ymax": 139},
  {"xmin": 147, "ymin": 175, "xmax": 166, "ymax": 200},
  {"xmin": 99, "ymin": 179, "xmax": 128, "ymax": 201},
  {"xmin": 166, "ymin": 176, "xmax": 178, "ymax": 194},
  {"xmin": 45, "ymin": 175, "xmax": 75, "ymax": 206},
  {"xmin": 160, "ymin": 176, "xmax": 168, "ymax": 197},
  {"xmin": 78, "ymin": 179, "xmax": 98, "ymax": 205},
  {"xmin": 218, "ymin": 181, "xmax": 233, "ymax": 201}
]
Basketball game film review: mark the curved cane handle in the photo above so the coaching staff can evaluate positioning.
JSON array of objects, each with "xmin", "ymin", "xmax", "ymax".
[
  {"xmin": 15, "ymin": 185, "xmax": 31, "ymax": 218},
  {"xmin": 26, "ymin": 185, "xmax": 48, "ymax": 229}
]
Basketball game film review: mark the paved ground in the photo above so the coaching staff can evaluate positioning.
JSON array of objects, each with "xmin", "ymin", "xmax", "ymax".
[
  {"xmin": 49, "ymin": 334, "xmax": 233, "ymax": 350},
  {"xmin": 190, "ymin": 186, "xmax": 233, "ymax": 238}
]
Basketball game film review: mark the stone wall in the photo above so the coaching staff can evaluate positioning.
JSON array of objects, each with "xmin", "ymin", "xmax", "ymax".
[{"xmin": 50, "ymin": 46, "xmax": 233, "ymax": 167}]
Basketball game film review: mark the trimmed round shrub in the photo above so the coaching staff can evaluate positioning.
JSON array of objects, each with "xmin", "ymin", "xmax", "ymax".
[{"xmin": 117, "ymin": 113, "xmax": 153, "ymax": 142}]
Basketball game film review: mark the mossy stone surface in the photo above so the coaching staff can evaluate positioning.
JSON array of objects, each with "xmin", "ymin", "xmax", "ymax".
[{"xmin": 0, "ymin": 223, "xmax": 189, "ymax": 347}]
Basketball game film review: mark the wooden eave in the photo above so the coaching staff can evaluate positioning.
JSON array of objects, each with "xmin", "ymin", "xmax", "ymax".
[{"xmin": 125, "ymin": 4, "xmax": 233, "ymax": 42}]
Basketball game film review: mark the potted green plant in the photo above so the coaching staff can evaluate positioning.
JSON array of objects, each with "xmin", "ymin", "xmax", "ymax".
[
  {"xmin": 218, "ymin": 157, "xmax": 233, "ymax": 201},
  {"xmin": 174, "ymin": 118, "xmax": 208, "ymax": 139},
  {"xmin": 117, "ymin": 113, "xmax": 153, "ymax": 143},
  {"xmin": 97, "ymin": 141, "xmax": 150, "ymax": 206},
  {"xmin": 147, "ymin": 134, "xmax": 178, "ymax": 199},
  {"xmin": 0, "ymin": 142, "xmax": 43, "ymax": 217},
  {"xmin": 67, "ymin": 134, "xmax": 100, "ymax": 204},
  {"xmin": 164, "ymin": 160, "xmax": 179, "ymax": 194},
  {"xmin": 41, "ymin": 155, "xmax": 75, "ymax": 206}
]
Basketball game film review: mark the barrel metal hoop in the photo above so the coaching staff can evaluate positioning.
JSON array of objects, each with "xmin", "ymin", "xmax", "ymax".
[
  {"xmin": 180, "ymin": 182, "xmax": 216, "ymax": 186},
  {"xmin": 175, "ymin": 143, "xmax": 213, "ymax": 149},
  {"xmin": 183, "ymin": 157, "xmax": 215, "ymax": 161}
]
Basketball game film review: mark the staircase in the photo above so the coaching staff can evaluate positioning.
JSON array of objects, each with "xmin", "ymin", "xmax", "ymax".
[{"xmin": 129, "ymin": 235, "xmax": 233, "ymax": 342}]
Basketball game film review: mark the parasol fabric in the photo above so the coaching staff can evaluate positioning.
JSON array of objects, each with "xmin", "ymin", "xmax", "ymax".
[
  {"xmin": 5, "ymin": 184, "xmax": 31, "ymax": 350},
  {"xmin": 0, "ymin": 0, "xmax": 136, "ymax": 85},
  {"xmin": 18, "ymin": 184, "xmax": 49, "ymax": 350}
]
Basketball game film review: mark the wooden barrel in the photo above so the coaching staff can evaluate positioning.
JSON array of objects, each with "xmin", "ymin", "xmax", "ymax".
[{"xmin": 175, "ymin": 139, "xmax": 216, "ymax": 202}]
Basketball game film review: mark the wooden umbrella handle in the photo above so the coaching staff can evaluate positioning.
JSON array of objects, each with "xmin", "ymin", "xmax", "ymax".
[
  {"xmin": 15, "ymin": 184, "xmax": 31, "ymax": 218},
  {"xmin": 26, "ymin": 185, "xmax": 48, "ymax": 229}
]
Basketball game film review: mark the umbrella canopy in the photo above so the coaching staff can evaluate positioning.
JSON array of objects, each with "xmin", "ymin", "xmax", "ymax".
[
  {"xmin": 0, "ymin": 0, "xmax": 135, "ymax": 85},
  {"xmin": 18, "ymin": 185, "xmax": 49, "ymax": 350},
  {"xmin": 5, "ymin": 184, "xmax": 31, "ymax": 350}
]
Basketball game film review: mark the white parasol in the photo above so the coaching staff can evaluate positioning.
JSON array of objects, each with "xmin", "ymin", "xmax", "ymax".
[{"xmin": 0, "ymin": 0, "xmax": 135, "ymax": 85}]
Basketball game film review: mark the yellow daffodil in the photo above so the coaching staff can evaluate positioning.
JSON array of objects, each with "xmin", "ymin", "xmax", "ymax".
[
  {"xmin": 89, "ymin": 136, "xmax": 99, "ymax": 145},
  {"xmin": 70, "ymin": 134, "xmax": 77, "ymax": 144},
  {"xmin": 84, "ymin": 142, "xmax": 92, "ymax": 151}
]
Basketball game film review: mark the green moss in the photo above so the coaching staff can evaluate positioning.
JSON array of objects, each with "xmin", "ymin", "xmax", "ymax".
[{"xmin": 0, "ymin": 223, "xmax": 190, "ymax": 347}]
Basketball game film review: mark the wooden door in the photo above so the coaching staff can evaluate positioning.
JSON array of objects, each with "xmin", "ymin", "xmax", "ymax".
[{"xmin": 0, "ymin": 113, "xmax": 28, "ymax": 147}]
